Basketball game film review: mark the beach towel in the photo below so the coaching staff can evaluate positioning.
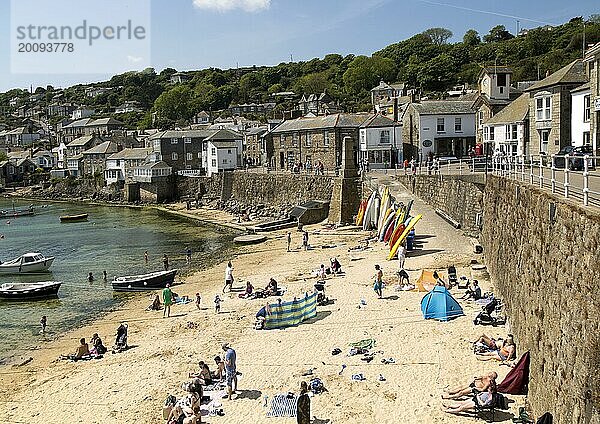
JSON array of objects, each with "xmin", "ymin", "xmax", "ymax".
[
  {"xmin": 203, "ymin": 381, "xmax": 226, "ymax": 392},
  {"xmin": 498, "ymin": 351, "xmax": 530, "ymax": 395},
  {"xmin": 266, "ymin": 394, "xmax": 297, "ymax": 417},
  {"xmin": 349, "ymin": 338, "xmax": 376, "ymax": 350},
  {"xmin": 263, "ymin": 292, "xmax": 317, "ymax": 330}
]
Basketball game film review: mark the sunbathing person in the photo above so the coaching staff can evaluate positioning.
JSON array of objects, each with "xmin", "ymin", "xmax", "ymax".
[
  {"xmin": 89, "ymin": 333, "xmax": 107, "ymax": 355},
  {"xmin": 264, "ymin": 278, "xmax": 278, "ymax": 296},
  {"xmin": 166, "ymin": 382, "xmax": 201, "ymax": 424},
  {"xmin": 213, "ymin": 356, "xmax": 225, "ymax": 381},
  {"xmin": 61, "ymin": 338, "xmax": 90, "ymax": 360},
  {"xmin": 189, "ymin": 361, "xmax": 212, "ymax": 385},
  {"xmin": 442, "ymin": 372, "xmax": 497, "ymax": 399},
  {"xmin": 476, "ymin": 335, "xmax": 516, "ymax": 362},
  {"xmin": 442, "ymin": 380, "xmax": 496, "ymax": 415}
]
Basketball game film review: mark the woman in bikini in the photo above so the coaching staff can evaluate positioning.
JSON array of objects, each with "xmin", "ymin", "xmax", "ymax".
[{"xmin": 476, "ymin": 335, "xmax": 516, "ymax": 361}]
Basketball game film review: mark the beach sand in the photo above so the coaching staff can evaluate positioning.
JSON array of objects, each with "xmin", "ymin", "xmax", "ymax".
[{"xmin": 0, "ymin": 181, "xmax": 523, "ymax": 423}]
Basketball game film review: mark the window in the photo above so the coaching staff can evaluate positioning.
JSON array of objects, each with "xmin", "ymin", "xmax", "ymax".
[
  {"xmin": 540, "ymin": 130, "xmax": 549, "ymax": 153},
  {"xmin": 478, "ymin": 111, "xmax": 484, "ymax": 128},
  {"xmin": 197, "ymin": 152, "xmax": 202, "ymax": 159},
  {"xmin": 437, "ymin": 118, "xmax": 445, "ymax": 133},
  {"xmin": 171, "ymin": 152, "xmax": 178, "ymax": 160},
  {"xmin": 499, "ymin": 86, "xmax": 504, "ymax": 94},
  {"xmin": 535, "ymin": 96, "xmax": 551, "ymax": 121},
  {"xmin": 171, "ymin": 138, "xmax": 179, "ymax": 144},
  {"xmin": 583, "ymin": 131, "xmax": 591, "ymax": 146},
  {"xmin": 227, "ymin": 149, "xmax": 232, "ymax": 154},
  {"xmin": 278, "ymin": 136, "xmax": 284, "ymax": 148},
  {"xmin": 211, "ymin": 147, "xmax": 216, "ymax": 156},
  {"xmin": 184, "ymin": 137, "xmax": 192, "ymax": 144},
  {"xmin": 379, "ymin": 130, "xmax": 390, "ymax": 144},
  {"xmin": 222, "ymin": 159, "xmax": 227, "ymax": 164},
  {"xmin": 292, "ymin": 132, "xmax": 299, "ymax": 147},
  {"xmin": 505, "ymin": 124, "xmax": 518, "ymax": 141},
  {"xmin": 454, "ymin": 117, "xmax": 462, "ymax": 132},
  {"xmin": 497, "ymin": 73, "xmax": 507, "ymax": 87},
  {"xmin": 489, "ymin": 126, "xmax": 494, "ymax": 141},
  {"xmin": 323, "ymin": 131, "xmax": 330, "ymax": 146},
  {"xmin": 305, "ymin": 133, "xmax": 312, "ymax": 147},
  {"xmin": 211, "ymin": 159, "xmax": 217, "ymax": 167},
  {"xmin": 186, "ymin": 153, "xmax": 192, "ymax": 161},
  {"xmin": 584, "ymin": 95, "xmax": 591, "ymax": 122}
]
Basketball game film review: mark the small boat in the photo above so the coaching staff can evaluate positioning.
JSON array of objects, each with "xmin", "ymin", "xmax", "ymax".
[
  {"xmin": 60, "ymin": 213, "xmax": 88, "ymax": 222},
  {"xmin": 0, "ymin": 205, "xmax": 34, "ymax": 217},
  {"xmin": 112, "ymin": 269, "xmax": 177, "ymax": 292},
  {"xmin": 0, "ymin": 253, "xmax": 55, "ymax": 274},
  {"xmin": 0, "ymin": 281, "xmax": 62, "ymax": 300}
]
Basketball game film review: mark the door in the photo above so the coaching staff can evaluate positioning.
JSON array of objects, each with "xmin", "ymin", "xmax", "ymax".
[{"xmin": 279, "ymin": 152, "xmax": 284, "ymax": 169}]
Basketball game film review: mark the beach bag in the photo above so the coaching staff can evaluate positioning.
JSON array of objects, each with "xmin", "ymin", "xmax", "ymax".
[{"xmin": 309, "ymin": 378, "xmax": 325, "ymax": 394}]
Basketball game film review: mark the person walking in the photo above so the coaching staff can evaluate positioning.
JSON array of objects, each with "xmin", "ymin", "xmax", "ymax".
[
  {"xmin": 397, "ymin": 242, "xmax": 407, "ymax": 271},
  {"xmin": 40, "ymin": 316, "xmax": 47, "ymax": 334},
  {"xmin": 286, "ymin": 232, "xmax": 292, "ymax": 252},
  {"xmin": 373, "ymin": 264, "xmax": 384, "ymax": 299},
  {"xmin": 296, "ymin": 381, "xmax": 311, "ymax": 424},
  {"xmin": 163, "ymin": 254, "xmax": 169, "ymax": 271},
  {"xmin": 163, "ymin": 283, "xmax": 173, "ymax": 318},
  {"xmin": 222, "ymin": 343, "xmax": 237, "ymax": 400},
  {"xmin": 223, "ymin": 261, "xmax": 234, "ymax": 293},
  {"xmin": 302, "ymin": 231, "xmax": 309, "ymax": 251}
]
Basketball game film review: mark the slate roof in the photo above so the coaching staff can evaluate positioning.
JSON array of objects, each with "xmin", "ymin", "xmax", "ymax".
[
  {"xmin": 246, "ymin": 126, "xmax": 268, "ymax": 136},
  {"xmin": 209, "ymin": 140, "xmax": 239, "ymax": 149},
  {"xmin": 480, "ymin": 66, "xmax": 513, "ymax": 75},
  {"xmin": 108, "ymin": 148, "xmax": 151, "ymax": 160},
  {"xmin": 360, "ymin": 114, "xmax": 397, "ymax": 128},
  {"xmin": 62, "ymin": 118, "xmax": 92, "ymax": 128},
  {"xmin": 410, "ymin": 101, "xmax": 475, "ymax": 115},
  {"xmin": 371, "ymin": 81, "xmax": 393, "ymax": 91},
  {"xmin": 271, "ymin": 113, "xmax": 370, "ymax": 133},
  {"xmin": 87, "ymin": 118, "xmax": 124, "ymax": 126},
  {"xmin": 82, "ymin": 140, "xmax": 119, "ymax": 155},
  {"xmin": 150, "ymin": 130, "xmax": 214, "ymax": 139},
  {"xmin": 484, "ymin": 94, "xmax": 530, "ymax": 125},
  {"xmin": 525, "ymin": 60, "xmax": 588, "ymax": 92},
  {"xmin": 206, "ymin": 129, "xmax": 243, "ymax": 141},
  {"xmin": 571, "ymin": 82, "xmax": 590, "ymax": 93},
  {"xmin": 137, "ymin": 160, "xmax": 171, "ymax": 170},
  {"xmin": 67, "ymin": 135, "xmax": 100, "ymax": 147}
]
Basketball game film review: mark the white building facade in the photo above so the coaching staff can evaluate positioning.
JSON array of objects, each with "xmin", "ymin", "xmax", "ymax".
[
  {"xmin": 358, "ymin": 114, "xmax": 403, "ymax": 168},
  {"xmin": 571, "ymin": 84, "xmax": 591, "ymax": 148}
]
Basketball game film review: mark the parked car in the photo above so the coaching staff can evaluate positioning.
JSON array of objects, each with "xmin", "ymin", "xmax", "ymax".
[{"xmin": 553, "ymin": 145, "xmax": 595, "ymax": 171}]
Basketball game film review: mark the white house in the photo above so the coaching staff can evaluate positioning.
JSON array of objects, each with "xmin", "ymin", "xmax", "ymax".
[
  {"xmin": 403, "ymin": 101, "xmax": 476, "ymax": 161},
  {"xmin": 571, "ymin": 83, "xmax": 591, "ymax": 147},
  {"xmin": 72, "ymin": 107, "xmax": 95, "ymax": 120},
  {"xmin": 207, "ymin": 141, "xmax": 239, "ymax": 176},
  {"xmin": 483, "ymin": 93, "xmax": 530, "ymax": 156},
  {"xmin": 133, "ymin": 161, "xmax": 172, "ymax": 182},
  {"xmin": 105, "ymin": 148, "xmax": 151, "ymax": 185},
  {"xmin": 52, "ymin": 142, "xmax": 68, "ymax": 169},
  {"xmin": 359, "ymin": 113, "xmax": 403, "ymax": 168}
]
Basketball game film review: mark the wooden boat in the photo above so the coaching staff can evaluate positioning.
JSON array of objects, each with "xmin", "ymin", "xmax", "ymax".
[
  {"xmin": 0, "ymin": 281, "xmax": 62, "ymax": 300},
  {"xmin": 0, "ymin": 253, "xmax": 54, "ymax": 274},
  {"xmin": 59, "ymin": 213, "xmax": 88, "ymax": 222},
  {"xmin": 0, "ymin": 205, "xmax": 34, "ymax": 217},
  {"xmin": 112, "ymin": 269, "xmax": 177, "ymax": 292}
]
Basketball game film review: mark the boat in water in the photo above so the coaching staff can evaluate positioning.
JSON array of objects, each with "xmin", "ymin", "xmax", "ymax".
[
  {"xmin": 0, "ymin": 281, "xmax": 62, "ymax": 300},
  {"xmin": 59, "ymin": 213, "xmax": 88, "ymax": 222},
  {"xmin": 0, "ymin": 205, "xmax": 34, "ymax": 217},
  {"xmin": 112, "ymin": 269, "xmax": 177, "ymax": 292},
  {"xmin": 0, "ymin": 253, "xmax": 54, "ymax": 274}
]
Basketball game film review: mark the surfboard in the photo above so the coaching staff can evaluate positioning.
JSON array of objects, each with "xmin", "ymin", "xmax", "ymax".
[
  {"xmin": 371, "ymin": 196, "xmax": 380, "ymax": 231},
  {"xmin": 379, "ymin": 210, "xmax": 396, "ymax": 242},
  {"xmin": 388, "ymin": 214, "xmax": 422, "ymax": 260},
  {"xmin": 355, "ymin": 200, "xmax": 367, "ymax": 226},
  {"xmin": 362, "ymin": 192, "xmax": 376, "ymax": 231},
  {"xmin": 377, "ymin": 187, "xmax": 390, "ymax": 231}
]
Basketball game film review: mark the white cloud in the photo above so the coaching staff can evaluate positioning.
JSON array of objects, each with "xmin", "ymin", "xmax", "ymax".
[{"xmin": 193, "ymin": 0, "xmax": 271, "ymax": 12}]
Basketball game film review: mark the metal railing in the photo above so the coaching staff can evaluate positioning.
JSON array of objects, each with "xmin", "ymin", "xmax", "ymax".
[{"xmin": 409, "ymin": 154, "xmax": 600, "ymax": 208}]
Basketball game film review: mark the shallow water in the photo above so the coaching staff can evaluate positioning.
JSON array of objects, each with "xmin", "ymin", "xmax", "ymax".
[{"xmin": 0, "ymin": 199, "xmax": 236, "ymax": 362}]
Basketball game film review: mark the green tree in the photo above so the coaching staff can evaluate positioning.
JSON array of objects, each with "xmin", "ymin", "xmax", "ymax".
[
  {"xmin": 484, "ymin": 25, "xmax": 514, "ymax": 43},
  {"xmin": 423, "ymin": 27, "xmax": 453, "ymax": 46},
  {"xmin": 417, "ymin": 54, "xmax": 457, "ymax": 91},
  {"xmin": 153, "ymin": 85, "xmax": 194, "ymax": 126},
  {"xmin": 343, "ymin": 56, "xmax": 397, "ymax": 95},
  {"xmin": 293, "ymin": 72, "xmax": 333, "ymax": 95},
  {"xmin": 463, "ymin": 29, "xmax": 481, "ymax": 47}
]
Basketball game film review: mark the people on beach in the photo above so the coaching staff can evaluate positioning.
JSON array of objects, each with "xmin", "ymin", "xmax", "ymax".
[
  {"xmin": 71, "ymin": 338, "xmax": 90, "ymax": 360},
  {"xmin": 189, "ymin": 361, "xmax": 213, "ymax": 385},
  {"xmin": 214, "ymin": 295, "xmax": 222, "ymax": 313},
  {"xmin": 433, "ymin": 271, "xmax": 446, "ymax": 288},
  {"xmin": 287, "ymin": 232, "xmax": 292, "ymax": 252},
  {"xmin": 144, "ymin": 250, "xmax": 148, "ymax": 264},
  {"xmin": 239, "ymin": 281, "xmax": 254, "ymax": 299},
  {"xmin": 330, "ymin": 257, "xmax": 342, "ymax": 274},
  {"xmin": 223, "ymin": 261, "xmax": 234, "ymax": 293},
  {"xmin": 213, "ymin": 356, "xmax": 225, "ymax": 381},
  {"xmin": 442, "ymin": 371, "xmax": 498, "ymax": 400},
  {"xmin": 442, "ymin": 379, "xmax": 497, "ymax": 415},
  {"xmin": 297, "ymin": 381, "xmax": 311, "ymax": 424},
  {"xmin": 396, "ymin": 269, "xmax": 413, "ymax": 290},
  {"xmin": 316, "ymin": 264, "xmax": 327, "ymax": 281},
  {"xmin": 397, "ymin": 242, "xmax": 407, "ymax": 270},
  {"xmin": 148, "ymin": 294, "xmax": 162, "ymax": 311},
  {"xmin": 476, "ymin": 334, "xmax": 516, "ymax": 362},
  {"xmin": 302, "ymin": 231, "xmax": 309, "ymax": 250},
  {"xmin": 373, "ymin": 264, "xmax": 384, "ymax": 298},
  {"xmin": 163, "ymin": 254, "xmax": 169, "ymax": 271},
  {"xmin": 195, "ymin": 293, "xmax": 202, "ymax": 310},
  {"xmin": 222, "ymin": 343, "xmax": 237, "ymax": 400},
  {"xmin": 88, "ymin": 272, "xmax": 94, "ymax": 282},
  {"xmin": 90, "ymin": 333, "xmax": 107, "ymax": 355},
  {"xmin": 462, "ymin": 280, "xmax": 482, "ymax": 300},
  {"xmin": 114, "ymin": 323, "xmax": 129, "ymax": 351},
  {"xmin": 163, "ymin": 284, "xmax": 174, "ymax": 318},
  {"xmin": 265, "ymin": 278, "xmax": 278, "ymax": 296},
  {"xmin": 186, "ymin": 247, "xmax": 192, "ymax": 265},
  {"xmin": 40, "ymin": 315, "xmax": 47, "ymax": 334}
]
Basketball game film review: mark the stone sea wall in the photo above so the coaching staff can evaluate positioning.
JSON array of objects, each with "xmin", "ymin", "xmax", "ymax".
[
  {"xmin": 395, "ymin": 174, "xmax": 485, "ymax": 236},
  {"xmin": 482, "ymin": 176, "xmax": 600, "ymax": 423}
]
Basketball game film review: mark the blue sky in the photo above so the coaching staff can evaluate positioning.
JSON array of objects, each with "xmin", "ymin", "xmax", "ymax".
[{"xmin": 0, "ymin": 0, "xmax": 597, "ymax": 92}]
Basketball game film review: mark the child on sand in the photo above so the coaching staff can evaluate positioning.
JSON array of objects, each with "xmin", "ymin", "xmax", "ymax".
[
  {"xmin": 195, "ymin": 293, "xmax": 202, "ymax": 310},
  {"xmin": 373, "ymin": 265, "xmax": 384, "ymax": 298},
  {"xmin": 214, "ymin": 295, "xmax": 221, "ymax": 313},
  {"xmin": 40, "ymin": 316, "xmax": 47, "ymax": 334}
]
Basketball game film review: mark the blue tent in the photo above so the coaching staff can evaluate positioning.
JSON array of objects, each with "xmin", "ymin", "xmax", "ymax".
[{"xmin": 421, "ymin": 285, "xmax": 464, "ymax": 321}]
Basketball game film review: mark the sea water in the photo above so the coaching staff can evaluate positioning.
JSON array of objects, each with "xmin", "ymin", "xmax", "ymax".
[{"xmin": 0, "ymin": 199, "xmax": 237, "ymax": 362}]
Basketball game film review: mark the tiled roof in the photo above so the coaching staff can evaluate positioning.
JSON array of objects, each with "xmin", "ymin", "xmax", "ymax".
[
  {"xmin": 571, "ymin": 82, "xmax": 590, "ymax": 93},
  {"xmin": 484, "ymin": 93, "xmax": 530, "ymax": 125},
  {"xmin": 525, "ymin": 60, "xmax": 588, "ymax": 91},
  {"xmin": 410, "ymin": 101, "xmax": 475, "ymax": 115}
]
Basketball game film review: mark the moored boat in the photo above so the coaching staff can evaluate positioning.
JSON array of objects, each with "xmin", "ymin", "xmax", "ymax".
[
  {"xmin": 0, "ymin": 205, "xmax": 34, "ymax": 217},
  {"xmin": 0, "ymin": 253, "xmax": 54, "ymax": 274},
  {"xmin": 59, "ymin": 213, "xmax": 88, "ymax": 222},
  {"xmin": 112, "ymin": 269, "xmax": 177, "ymax": 292},
  {"xmin": 0, "ymin": 281, "xmax": 62, "ymax": 300}
]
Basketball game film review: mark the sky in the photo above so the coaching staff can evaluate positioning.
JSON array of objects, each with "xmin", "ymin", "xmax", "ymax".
[{"xmin": 0, "ymin": 0, "xmax": 597, "ymax": 92}]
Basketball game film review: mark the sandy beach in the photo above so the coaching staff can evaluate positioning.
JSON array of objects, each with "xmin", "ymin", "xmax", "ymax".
[{"xmin": 0, "ymin": 180, "xmax": 524, "ymax": 424}]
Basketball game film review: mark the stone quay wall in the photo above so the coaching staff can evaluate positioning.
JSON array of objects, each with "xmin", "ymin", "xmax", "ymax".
[
  {"xmin": 395, "ymin": 174, "xmax": 485, "ymax": 237},
  {"xmin": 482, "ymin": 176, "xmax": 600, "ymax": 423}
]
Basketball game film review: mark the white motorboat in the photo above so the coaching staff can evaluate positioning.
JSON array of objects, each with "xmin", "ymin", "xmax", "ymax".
[{"xmin": 0, "ymin": 253, "xmax": 55, "ymax": 274}]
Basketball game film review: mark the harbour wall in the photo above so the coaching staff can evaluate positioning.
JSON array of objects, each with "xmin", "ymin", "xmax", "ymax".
[{"xmin": 391, "ymin": 173, "xmax": 600, "ymax": 422}]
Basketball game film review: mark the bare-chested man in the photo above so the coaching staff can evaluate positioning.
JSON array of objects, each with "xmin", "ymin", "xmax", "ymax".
[{"xmin": 442, "ymin": 371, "xmax": 498, "ymax": 399}]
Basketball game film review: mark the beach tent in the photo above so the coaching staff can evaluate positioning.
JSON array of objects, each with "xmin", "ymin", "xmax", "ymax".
[
  {"xmin": 263, "ymin": 292, "xmax": 317, "ymax": 330},
  {"xmin": 420, "ymin": 286, "xmax": 464, "ymax": 321},
  {"xmin": 413, "ymin": 270, "xmax": 440, "ymax": 292},
  {"xmin": 498, "ymin": 351, "xmax": 530, "ymax": 395}
]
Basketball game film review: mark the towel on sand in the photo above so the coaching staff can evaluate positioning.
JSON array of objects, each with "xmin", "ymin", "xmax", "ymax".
[
  {"xmin": 349, "ymin": 339, "xmax": 376, "ymax": 350},
  {"xmin": 267, "ymin": 394, "xmax": 297, "ymax": 417}
]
